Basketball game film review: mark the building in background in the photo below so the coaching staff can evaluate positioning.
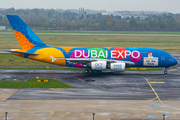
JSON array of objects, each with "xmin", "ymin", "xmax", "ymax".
[
  {"xmin": 63, "ymin": 11, "xmax": 78, "ymax": 17},
  {"xmin": 112, "ymin": 11, "xmax": 147, "ymax": 20},
  {"xmin": 102, "ymin": 13, "xmax": 109, "ymax": 15},
  {"xmin": 79, "ymin": 7, "xmax": 86, "ymax": 15}
]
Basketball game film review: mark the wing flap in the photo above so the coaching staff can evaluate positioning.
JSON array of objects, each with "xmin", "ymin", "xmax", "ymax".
[{"xmin": 66, "ymin": 58, "xmax": 135, "ymax": 66}]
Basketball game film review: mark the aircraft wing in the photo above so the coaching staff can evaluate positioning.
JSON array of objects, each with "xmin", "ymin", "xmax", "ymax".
[
  {"xmin": 66, "ymin": 58, "xmax": 95, "ymax": 65},
  {"xmin": 112, "ymin": 60, "xmax": 135, "ymax": 66},
  {"xmin": 66, "ymin": 58, "xmax": 135, "ymax": 66}
]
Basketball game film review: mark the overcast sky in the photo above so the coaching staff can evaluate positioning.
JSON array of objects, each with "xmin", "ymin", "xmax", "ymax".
[{"xmin": 1, "ymin": 0, "xmax": 180, "ymax": 13}]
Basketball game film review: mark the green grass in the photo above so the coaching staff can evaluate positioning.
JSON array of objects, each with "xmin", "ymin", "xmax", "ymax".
[
  {"xmin": 0, "ymin": 66, "xmax": 85, "ymax": 70},
  {"xmin": 0, "ymin": 78, "xmax": 75, "ymax": 88},
  {"xmin": 0, "ymin": 33, "xmax": 180, "ymax": 51},
  {"xmin": 125, "ymin": 68, "xmax": 163, "ymax": 71},
  {"xmin": 0, "ymin": 30, "xmax": 13, "ymax": 32},
  {"xmin": 0, "ymin": 53, "xmax": 57, "ymax": 66}
]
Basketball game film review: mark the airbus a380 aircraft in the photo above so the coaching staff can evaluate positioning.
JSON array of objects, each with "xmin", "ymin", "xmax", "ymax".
[{"xmin": 6, "ymin": 15, "xmax": 178, "ymax": 74}]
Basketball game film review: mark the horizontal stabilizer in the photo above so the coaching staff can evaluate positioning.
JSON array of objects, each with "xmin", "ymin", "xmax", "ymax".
[{"xmin": 7, "ymin": 50, "xmax": 39, "ymax": 55}]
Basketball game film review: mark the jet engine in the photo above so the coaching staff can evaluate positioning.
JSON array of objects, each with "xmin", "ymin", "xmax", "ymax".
[
  {"xmin": 110, "ymin": 63, "xmax": 125, "ymax": 71},
  {"xmin": 91, "ymin": 61, "xmax": 107, "ymax": 70}
]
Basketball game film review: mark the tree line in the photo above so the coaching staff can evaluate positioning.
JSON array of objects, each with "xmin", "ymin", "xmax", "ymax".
[{"xmin": 1, "ymin": 8, "xmax": 180, "ymax": 31}]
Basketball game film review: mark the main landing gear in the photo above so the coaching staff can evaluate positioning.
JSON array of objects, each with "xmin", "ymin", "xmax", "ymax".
[
  {"xmin": 84, "ymin": 69, "xmax": 91, "ymax": 73},
  {"xmin": 164, "ymin": 68, "xmax": 168, "ymax": 74},
  {"xmin": 84, "ymin": 69, "xmax": 102, "ymax": 74}
]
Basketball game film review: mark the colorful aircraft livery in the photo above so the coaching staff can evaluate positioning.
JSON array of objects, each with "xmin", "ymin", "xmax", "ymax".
[{"xmin": 6, "ymin": 15, "xmax": 178, "ymax": 74}]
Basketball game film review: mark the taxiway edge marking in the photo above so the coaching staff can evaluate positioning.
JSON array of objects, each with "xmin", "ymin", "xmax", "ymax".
[
  {"xmin": 148, "ymin": 74, "xmax": 179, "ymax": 80},
  {"xmin": 145, "ymin": 77, "xmax": 165, "ymax": 106},
  {"xmin": 131, "ymin": 75, "xmax": 180, "ymax": 109},
  {"xmin": 28, "ymin": 70, "xmax": 33, "ymax": 74},
  {"xmin": 129, "ymin": 75, "xmax": 165, "ymax": 106}
]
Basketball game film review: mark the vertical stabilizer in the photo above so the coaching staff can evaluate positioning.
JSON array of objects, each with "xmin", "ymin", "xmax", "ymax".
[{"xmin": 6, "ymin": 15, "xmax": 46, "ymax": 51}]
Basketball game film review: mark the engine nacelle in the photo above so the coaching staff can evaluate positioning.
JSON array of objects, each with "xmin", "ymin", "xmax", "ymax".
[
  {"xmin": 91, "ymin": 61, "xmax": 107, "ymax": 70},
  {"xmin": 110, "ymin": 63, "xmax": 126, "ymax": 71}
]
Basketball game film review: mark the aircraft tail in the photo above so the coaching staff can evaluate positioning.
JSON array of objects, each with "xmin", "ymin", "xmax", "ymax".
[{"xmin": 6, "ymin": 15, "xmax": 47, "ymax": 51}]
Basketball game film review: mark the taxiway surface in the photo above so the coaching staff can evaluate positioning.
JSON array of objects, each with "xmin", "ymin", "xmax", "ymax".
[{"xmin": 0, "ymin": 69, "xmax": 179, "ymax": 101}]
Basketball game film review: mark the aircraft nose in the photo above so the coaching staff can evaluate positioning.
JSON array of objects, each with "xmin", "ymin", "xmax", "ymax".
[{"xmin": 174, "ymin": 57, "xmax": 178, "ymax": 65}]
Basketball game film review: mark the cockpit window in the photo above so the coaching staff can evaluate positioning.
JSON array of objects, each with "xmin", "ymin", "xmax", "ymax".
[{"xmin": 169, "ymin": 56, "xmax": 173, "ymax": 58}]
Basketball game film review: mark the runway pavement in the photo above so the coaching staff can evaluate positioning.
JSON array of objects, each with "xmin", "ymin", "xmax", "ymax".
[{"xmin": 1, "ymin": 32, "xmax": 180, "ymax": 36}]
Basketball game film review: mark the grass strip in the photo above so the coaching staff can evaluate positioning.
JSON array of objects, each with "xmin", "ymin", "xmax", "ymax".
[
  {"xmin": 125, "ymin": 68, "xmax": 163, "ymax": 71},
  {"xmin": 0, "ymin": 78, "xmax": 75, "ymax": 88},
  {"xmin": 2, "ymin": 30, "xmax": 180, "ymax": 35},
  {"xmin": 0, "ymin": 67, "xmax": 85, "ymax": 70}
]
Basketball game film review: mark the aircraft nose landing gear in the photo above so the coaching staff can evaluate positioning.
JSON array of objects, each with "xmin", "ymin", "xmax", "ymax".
[
  {"xmin": 84, "ymin": 69, "xmax": 102, "ymax": 74},
  {"xmin": 164, "ymin": 70, "xmax": 167, "ymax": 74},
  {"xmin": 164, "ymin": 68, "xmax": 168, "ymax": 74},
  {"xmin": 84, "ymin": 69, "xmax": 90, "ymax": 73}
]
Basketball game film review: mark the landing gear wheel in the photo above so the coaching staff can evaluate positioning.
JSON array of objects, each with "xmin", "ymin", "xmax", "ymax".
[
  {"xmin": 164, "ymin": 70, "xmax": 167, "ymax": 74},
  {"xmin": 98, "ymin": 70, "xmax": 102, "ymax": 74},
  {"xmin": 84, "ymin": 69, "xmax": 89, "ymax": 73},
  {"xmin": 84, "ymin": 69, "xmax": 93, "ymax": 74}
]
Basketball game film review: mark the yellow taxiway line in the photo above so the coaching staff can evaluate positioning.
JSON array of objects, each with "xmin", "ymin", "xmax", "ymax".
[{"xmin": 150, "ymin": 82, "xmax": 164, "ymax": 83}]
